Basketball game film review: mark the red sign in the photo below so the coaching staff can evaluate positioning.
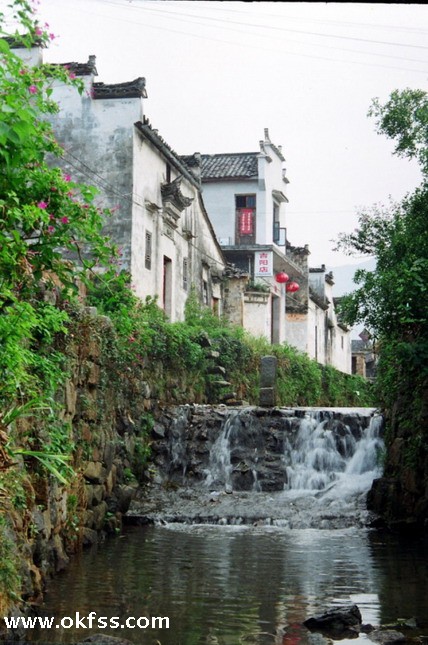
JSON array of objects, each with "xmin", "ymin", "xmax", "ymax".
[{"xmin": 239, "ymin": 209, "xmax": 254, "ymax": 235}]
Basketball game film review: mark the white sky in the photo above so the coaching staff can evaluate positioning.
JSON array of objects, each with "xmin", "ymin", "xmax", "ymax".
[{"xmin": 34, "ymin": 0, "xmax": 427, "ymax": 267}]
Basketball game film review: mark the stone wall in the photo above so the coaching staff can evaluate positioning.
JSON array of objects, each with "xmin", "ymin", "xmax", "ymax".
[
  {"xmin": 367, "ymin": 378, "xmax": 428, "ymax": 529},
  {"xmin": 1, "ymin": 308, "xmax": 153, "ymax": 637}
]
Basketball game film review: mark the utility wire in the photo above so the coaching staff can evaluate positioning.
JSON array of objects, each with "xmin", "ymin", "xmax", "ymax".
[
  {"xmin": 94, "ymin": 0, "xmax": 428, "ymax": 66},
  {"xmin": 45, "ymin": 1, "xmax": 428, "ymax": 75},
  {"xmin": 97, "ymin": 0, "xmax": 428, "ymax": 51},
  {"xmin": 139, "ymin": 1, "xmax": 428, "ymax": 36}
]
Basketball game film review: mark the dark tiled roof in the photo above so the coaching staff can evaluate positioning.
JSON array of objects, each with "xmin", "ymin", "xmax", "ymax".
[
  {"xmin": 352, "ymin": 340, "xmax": 372, "ymax": 352},
  {"xmin": 57, "ymin": 55, "xmax": 98, "ymax": 77},
  {"xmin": 93, "ymin": 77, "xmax": 147, "ymax": 99},
  {"xmin": 200, "ymin": 153, "xmax": 258, "ymax": 181}
]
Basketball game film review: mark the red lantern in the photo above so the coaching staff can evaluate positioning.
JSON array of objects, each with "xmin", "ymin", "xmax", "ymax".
[
  {"xmin": 286, "ymin": 281, "xmax": 300, "ymax": 293},
  {"xmin": 275, "ymin": 272, "xmax": 289, "ymax": 283}
]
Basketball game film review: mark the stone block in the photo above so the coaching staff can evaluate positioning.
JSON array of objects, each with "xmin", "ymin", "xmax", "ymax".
[
  {"xmin": 259, "ymin": 387, "xmax": 276, "ymax": 407},
  {"xmin": 64, "ymin": 379, "xmax": 77, "ymax": 418},
  {"xmin": 82, "ymin": 528, "xmax": 98, "ymax": 547},
  {"xmin": 86, "ymin": 361, "xmax": 101, "ymax": 386},
  {"xmin": 83, "ymin": 461, "xmax": 106, "ymax": 484},
  {"xmin": 92, "ymin": 501, "xmax": 108, "ymax": 531},
  {"xmin": 105, "ymin": 465, "xmax": 117, "ymax": 495},
  {"xmin": 90, "ymin": 484, "xmax": 105, "ymax": 506},
  {"xmin": 260, "ymin": 356, "xmax": 277, "ymax": 388}
]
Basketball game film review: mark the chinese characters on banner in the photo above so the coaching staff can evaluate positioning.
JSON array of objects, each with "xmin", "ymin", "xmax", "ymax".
[
  {"xmin": 239, "ymin": 208, "xmax": 254, "ymax": 235},
  {"xmin": 254, "ymin": 251, "xmax": 273, "ymax": 277}
]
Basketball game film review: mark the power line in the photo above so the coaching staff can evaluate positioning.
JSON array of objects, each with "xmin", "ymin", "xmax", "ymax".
[
  {"xmin": 97, "ymin": 0, "xmax": 428, "ymax": 51},
  {"xmin": 94, "ymin": 0, "xmax": 428, "ymax": 66},
  {"xmin": 140, "ymin": 1, "xmax": 428, "ymax": 36},
  {"xmin": 46, "ymin": 1, "xmax": 428, "ymax": 75}
]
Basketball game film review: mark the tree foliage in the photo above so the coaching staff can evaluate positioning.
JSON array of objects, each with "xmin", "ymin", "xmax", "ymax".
[
  {"xmin": 336, "ymin": 89, "xmax": 428, "ymax": 344},
  {"xmin": 0, "ymin": 0, "xmax": 115, "ymax": 407},
  {"xmin": 336, "ymin": 89, "xmax": 428, "ymax": 419},
  {"xmin": 0, "ymin": 0, "xmax": 116, "ymax": 483},
  {"xmin": 369, "ymin": 89, "xmax": 428, "ymax": 175}
]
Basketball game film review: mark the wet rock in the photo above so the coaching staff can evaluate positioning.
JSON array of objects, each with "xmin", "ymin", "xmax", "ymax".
[
  {"xmin": 77, "ymin": 636, "xmax": 133, "ymax": 645},
  {"xmin": 303, "ymin": 604, "xmax": 362, "ymax": 638},
  {"xmin": 82, "ymin": 528, "xmax": 98, "ymax": 546},
  {"xmin": 368, "ymin": 630, "xmax": 406, "ymax": 645},
  {"xmin": 83, "ymin": 461, "xmax": 106, "ymax": 484}
]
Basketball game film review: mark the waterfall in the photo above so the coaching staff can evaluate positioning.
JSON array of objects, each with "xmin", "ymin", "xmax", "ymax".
[
  {"xmin": 284, "ymin": 412, "xmax": 383, "ymax": 496},
  {"xmin": 132, "ymin": 405, "xmax": 385, "ymax": 528},
  {"xmin": 205, "ymin": 410, "xmax": 239, "ymax": 490},
  {"xmin": 204, "ymin": 407, "xmax": 383, "ymax": 497}
]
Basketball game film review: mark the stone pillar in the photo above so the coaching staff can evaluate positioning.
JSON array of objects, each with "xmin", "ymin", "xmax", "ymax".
[{"xmin": 259, "ymin": 355, "xmax": 277, "ymax": 407}]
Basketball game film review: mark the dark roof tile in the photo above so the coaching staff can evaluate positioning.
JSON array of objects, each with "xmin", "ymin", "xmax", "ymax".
[{"xmin": 200, "ymin": 153, "xmax": 258, "ymax": 180}]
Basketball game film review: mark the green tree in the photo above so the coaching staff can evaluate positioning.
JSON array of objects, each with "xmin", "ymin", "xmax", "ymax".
[
  {"xmin": 0, "ymin": 0, "xmax": 115, "ymax": 406},
  {"xmin": 336, "ymin": 89, "xmax": 428, "ymax": 415},
  {"xmin": 0, "ymin": 0, "xmax": 117, "ymax": 486}
]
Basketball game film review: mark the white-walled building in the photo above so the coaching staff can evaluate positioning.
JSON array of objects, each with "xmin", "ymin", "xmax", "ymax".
[
  {"xmin": 41, "ymin": 55, "xmax": 226, "ymax": 321},
  {"xmin": 285, "ymin": 265, "xmax": 351, "ymax": 372},
  {"xmin": 200, "ymin": 131, "xmax": 352, "ymax": 373},
  {"xmin": 201, "ymin": 129, "xmax": 308, "ymax": 345}
]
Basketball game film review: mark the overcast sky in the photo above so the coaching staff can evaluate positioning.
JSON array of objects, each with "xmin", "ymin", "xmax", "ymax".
[{"xmin": 35, "ymin": 0, "xmax": 427, "ymax": 267}]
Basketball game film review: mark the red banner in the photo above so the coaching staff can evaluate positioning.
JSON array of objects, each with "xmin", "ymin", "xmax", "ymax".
[{"xmin": 239, "ymin": 209, "xmax": 254, "ymax": 235}]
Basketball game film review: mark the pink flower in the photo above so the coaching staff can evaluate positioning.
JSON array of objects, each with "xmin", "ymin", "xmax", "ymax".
[
  {"xmin": 29, "ymin": 85, "xmax": 38, "ymax": 95},
  {"xmin": 68, "ymin": 72, "xmax": 76, "ymax": 80},
  {"xmin": 49, "ymin": 33, "xmax": 55, "ymax": 40},
  {"xmin": 47, "ymin": 226, "xmax": 55, "ymax": 234},
  {"xmin": 60, "ymin": 216, "xmax": 69, "ymax": 224},
  {"xmin": 37, "ymin": 201, "xmax": 48, "ymax": 209},
  {"xmin": 35, "ymin": 26, "xmax": 43, "ymax": 36},
  {"xmin": 63, "ymin": 174, "xmax": 71, "ymax": 182},
  {"xmin": 19, "ymin": 69, "xmax": 26, "ymax": 76},
  {"xmin": 49, "ymin": 214, "xmax": 55, "ymax": 221},
  {"xmin": 128, "ymin": 336, "xmax": 136, "ymax": 343}
]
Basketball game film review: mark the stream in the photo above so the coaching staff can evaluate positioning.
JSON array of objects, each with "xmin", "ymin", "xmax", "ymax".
[{"xmin": 29, "ymin": 407, "xmax": 428, "ymax": 644}]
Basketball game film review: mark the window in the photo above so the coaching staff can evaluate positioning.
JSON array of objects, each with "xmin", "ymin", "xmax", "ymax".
[
  {"xmin": 235, "ymin": 194, "xmax": 256, "ymax": 245},
  {"xmin": 273, "ymin": 202, "xmax": 280, "ymax": 243},
  {"xmin": 145, "ymin": 231, "xmax": 152, "ymax": 270},
  {"xmin": 202, "ymin": 281, "xmax": 208, "ymax": 305},
  {"xmin": 183, "ymin": 257, "xmax": 188, "ymax": 291},
  {"xmin": 166, "ymin": 163, "xmax": 171, "ymax": 183}
]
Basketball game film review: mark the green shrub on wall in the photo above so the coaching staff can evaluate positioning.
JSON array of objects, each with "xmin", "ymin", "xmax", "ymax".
[{"xmin": 87, "ymin": 273, "xmax": 375, "ymax": 407}]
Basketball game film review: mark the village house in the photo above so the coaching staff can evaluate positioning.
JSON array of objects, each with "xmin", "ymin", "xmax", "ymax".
[
  {"xmin": 200, "ymin": 129, "xmax": 309, "ymax": 345},
  {"xmin": 200, "ymin": 131, "xmax": 351, "ymax": 373},
  {"xmin": 12, "ymin": 45, "xmax": 226, "ymax": 322},
  {"xmin": 11, "ymin": 42, "xmax": 351, "ymax": 371}
]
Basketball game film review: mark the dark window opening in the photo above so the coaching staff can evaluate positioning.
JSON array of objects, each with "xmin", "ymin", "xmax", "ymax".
[
  {"xmin": 145, "ymin": 231, "xmax": 152, "ymax": 270},
  {"xmin": 183, "ymin": 257, "xmax": 188, "ymax": 291}
]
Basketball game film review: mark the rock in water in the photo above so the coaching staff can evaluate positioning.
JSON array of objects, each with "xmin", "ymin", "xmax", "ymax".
[
  {"xmin": 367, "ymin": 630, "xmax": 406, "ymax": 645},
  {"xmin": 303, "ymin": 604, "xmax": 362, "ymax": 637},
  {"xmin": 77, "ymin": 636, "xmax": 133, "ymax": 645}
]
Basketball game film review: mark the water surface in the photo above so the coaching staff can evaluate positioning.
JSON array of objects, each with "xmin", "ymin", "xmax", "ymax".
[{"xmin": 32, "ymin": 524, "xmax": 428, "ymax": 645}]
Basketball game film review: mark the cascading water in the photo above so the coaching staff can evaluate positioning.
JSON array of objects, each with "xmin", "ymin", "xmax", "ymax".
[
  {"xmin": 204, "ymin": 410, "xmax": 238, "ymax": 491},
  {"xmin": 284, "ymin": 411, "xmax": 384, "ymax": 498},
  {"xmin": 130, "ymin": 406, "xmax": 384, "ymax": 529}
]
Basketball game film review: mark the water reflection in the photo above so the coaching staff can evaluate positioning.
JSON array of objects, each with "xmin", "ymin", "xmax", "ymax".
[{"xmin": 32, "ymin": 526, "xmax": 428, "ymax": 645}]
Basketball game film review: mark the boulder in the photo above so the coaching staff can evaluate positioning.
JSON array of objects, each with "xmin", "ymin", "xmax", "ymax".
[
  {"xmin": 304, "ymin": 604, "xmax": 362, "ymax": 638},
  {"xmin": 76, "ymin": 636, "xmax": 133, "ymax": 645},
  {"xmin": 368, "ymin": 630, "xmax": 406, "ymax": 645}
]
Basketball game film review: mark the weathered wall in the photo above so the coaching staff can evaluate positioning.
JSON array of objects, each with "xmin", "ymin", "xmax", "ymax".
[
  {"xmin": 0, "ymin": 309, "xmax": 151, "ymax": 637},
  {"xmin": 367, "ymin": 379, "xmax": 428, "ymax": 529},
  {"xmin": 49, "ymin": 76, "xmax": 143, "ymax": 271}
]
